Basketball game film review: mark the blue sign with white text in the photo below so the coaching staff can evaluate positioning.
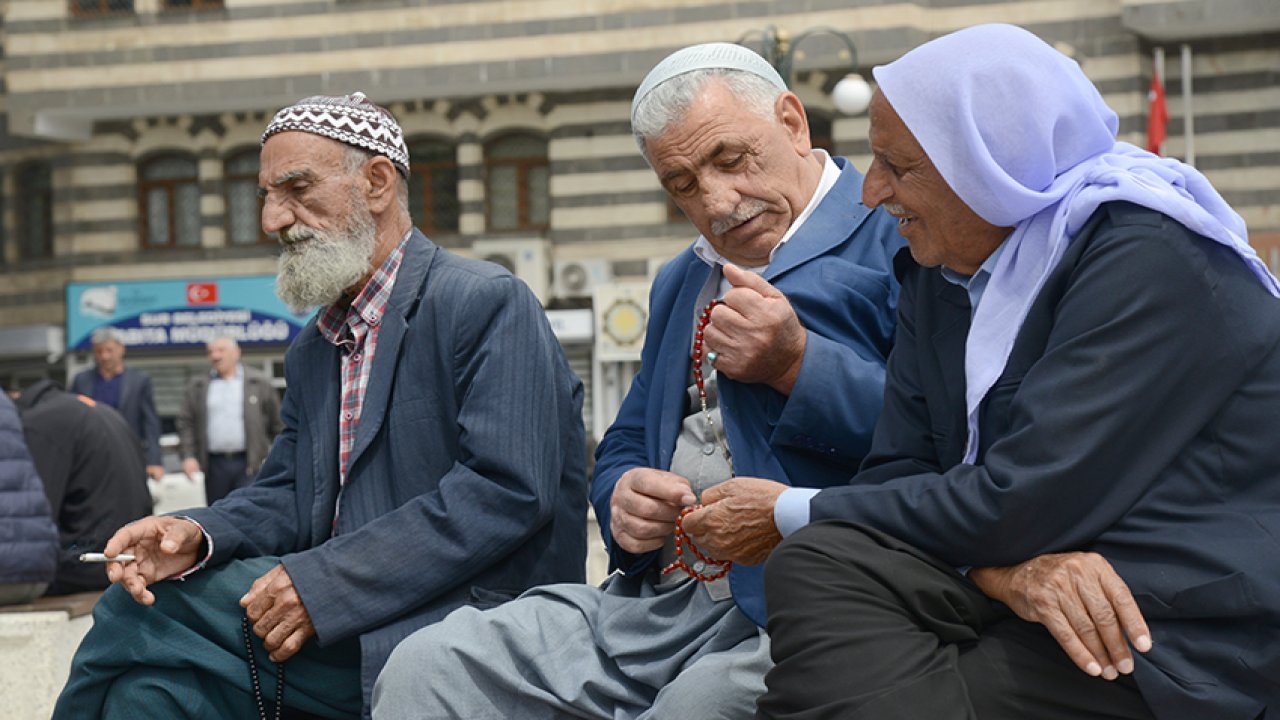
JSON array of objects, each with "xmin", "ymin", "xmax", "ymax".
[{"xmin": 66, "ymin": 276, "xmax": 314, "ymax": 351}]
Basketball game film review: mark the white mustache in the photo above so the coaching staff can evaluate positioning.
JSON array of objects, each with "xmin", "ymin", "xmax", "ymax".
[
  {"xmin": 273, "ymin": 224, "xmax": 319, "ymax": 249},
  {"xmin": 883, "ymin": 203, "xmax": 908, "ymax": 217},
  {"xmin": 710, "ymin": 200, "xmax": 768, "ymax": 236}
]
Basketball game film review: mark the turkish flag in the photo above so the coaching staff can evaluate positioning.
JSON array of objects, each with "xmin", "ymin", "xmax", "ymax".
[
  {"xmin": 187, "ymin": 282, "xmax": 218, "ymax": 305},
  {"xmin": 1146, "ymin": 72, "xmax": 1168, "ymax": 154}
]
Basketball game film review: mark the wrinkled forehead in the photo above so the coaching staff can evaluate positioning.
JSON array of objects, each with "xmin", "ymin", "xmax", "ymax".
[
  {"xmin": 866, "ymin": 92, "xmax": 926, "ymax": 158},
  {"xmin": 259, "ymin": 132, "xmax": 346, "ymax": 182}
]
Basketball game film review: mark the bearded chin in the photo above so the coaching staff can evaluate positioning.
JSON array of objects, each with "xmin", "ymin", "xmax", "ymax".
[{"xmin": 275, "ymin": 211, "xmax": 378, "ymax": 313}]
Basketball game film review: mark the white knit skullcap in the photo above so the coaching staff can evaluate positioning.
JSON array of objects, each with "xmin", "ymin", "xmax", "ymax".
[
  {"xmin": 262, "ymin": 91, "xmax": 410, "ymax": 178},
  {"xmin": 631, "ymin": 42, "xmax": 787, "ymax": 125}
]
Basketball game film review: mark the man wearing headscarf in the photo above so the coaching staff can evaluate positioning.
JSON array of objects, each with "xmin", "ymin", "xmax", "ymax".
[
  {"xmin": 690, "ymin": 24, "xmax": 1280, "ymax": 720},
  {"xmin": 373, "ymin": 43, "xmax": 903, "ymax": 719},
  {"xmin": 53, "ymin": 92, "xmax": 589, "ymax": 720}
]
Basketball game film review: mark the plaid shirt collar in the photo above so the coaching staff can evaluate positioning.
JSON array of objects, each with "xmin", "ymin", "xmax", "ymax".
[{"xmin": 316, "ymin": 232, "xmax": 411, "ymax": 347}]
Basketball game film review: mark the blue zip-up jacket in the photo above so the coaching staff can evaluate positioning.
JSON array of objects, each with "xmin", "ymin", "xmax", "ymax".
[{"xmin": 0, "ymin": 393, "xmax": 58, "ymax": 587}]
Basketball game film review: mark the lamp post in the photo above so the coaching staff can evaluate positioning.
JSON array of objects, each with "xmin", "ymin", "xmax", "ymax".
[{"xmin": 738, "ymin": 25, "xmax": 873, "ymax": 115}]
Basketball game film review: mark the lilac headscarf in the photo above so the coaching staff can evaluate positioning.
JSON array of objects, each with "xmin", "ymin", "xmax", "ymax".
[{"xmin": 874, "ymin": 23, "xmax": 1280, "ymax": 464}]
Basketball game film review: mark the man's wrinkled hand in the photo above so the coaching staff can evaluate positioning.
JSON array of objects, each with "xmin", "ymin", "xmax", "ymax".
[
  {"xmin": 103, "ymin": 516, "xmax": 203, "ymax": 606},
  {"xmin": 970, "ymin": 552, "xmax": 1151, "ymax": 680},
  {"xmin": 703, "ymin": 264, "xmax": 807, "ymax": 395},
  {"xmin": 241, "ymin": 564, "xmax": 316, "ymax": 663},
  {"xmin": 681, "ymin": 477, "xmax": 786, "ymax": 565},
  {"xmin": 610, "ymin": 468, "xmax": 696, "ymax": 555}
]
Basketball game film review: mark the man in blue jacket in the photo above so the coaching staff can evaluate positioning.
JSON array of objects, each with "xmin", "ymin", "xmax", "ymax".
[
  {"xmin": 53, "ymin": 92, "xmax": 588, "ymax": 720},
  {"xmin": 373, "ymin": 43, "xmax": 903, "ymax": 719}
]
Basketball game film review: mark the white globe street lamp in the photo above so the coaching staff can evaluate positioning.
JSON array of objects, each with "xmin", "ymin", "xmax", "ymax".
[
  {"xmin": 738, "ymin": 25, "xmax": 872, "ymax": 115},
  {"xmin": 831, "ymin": 73, "xmax": 874, "ymax": 116}
]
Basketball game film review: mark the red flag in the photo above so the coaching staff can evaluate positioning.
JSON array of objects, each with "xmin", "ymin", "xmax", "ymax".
[
  {"xmin": 1146, "ymin": 72, "xmax": 1168, "ymax": 154},
  {"xmin": 186, "ymin": 282, "xmax": 218, "ymax": 305}
]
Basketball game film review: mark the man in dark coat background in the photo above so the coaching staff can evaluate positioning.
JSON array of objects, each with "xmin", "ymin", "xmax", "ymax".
[
  {"xmin": 70, "ymin": 328, "xmax": 165, "ymax": 481},
  {"xmin": 15, "ymin": 380, "xmax": 153, "ymax": 595}
]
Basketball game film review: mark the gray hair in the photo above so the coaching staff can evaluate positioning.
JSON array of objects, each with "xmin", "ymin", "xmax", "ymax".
[
  {"xmin": 207, "ymin": 336, "xmax": 240, "ymax": 351},
  {"xmin": 631, "ymin": 69, "xmax": 785, "ymax": 156},
  {"xmin": 340, "ymin": 144, "xmax": 410, "ymax": 216},
  {"xmin": 90, "ymin": 327, "xmax": 125, "ymax": 347}
]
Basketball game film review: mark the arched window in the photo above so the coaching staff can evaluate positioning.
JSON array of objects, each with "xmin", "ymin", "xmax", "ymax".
[
  {"xmin": 224, "ymin": 148, "xmax": 265, "ymax": 245},
  {"xmin": 407, "ymin": 137, "xmax": 459, "ymax": 235},
  {"xmin": 15, "ymin": 161, "xmax": 53, "ymax": 260},
  {"xmin": 139, "ymin": 154, "xmax": 201, "ymax": 248},
  {"xmin": 484, "ymin": 132, "xmax": 549, "ymax": 231}
]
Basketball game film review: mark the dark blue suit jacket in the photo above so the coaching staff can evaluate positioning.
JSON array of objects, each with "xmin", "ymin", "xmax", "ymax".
[
  {"xmin": 71, "ymin": 366, "xmax": 162, "ymax": 466},
  {"xmin": 592, "ymin": 158, "xmax": 904, "ymax": 626},
  {"xmin": 813, "ymin": 202, "xmax": 1280, "ymax": 719},
  {"xmin": 183, "ymin": 230, "xmax": 589, "ymax": 712}
]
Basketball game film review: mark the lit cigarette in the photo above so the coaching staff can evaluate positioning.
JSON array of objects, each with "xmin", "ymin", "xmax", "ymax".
[{"xmin": 78, "ymin": 553, "xmax": 136, "ymax": 563}]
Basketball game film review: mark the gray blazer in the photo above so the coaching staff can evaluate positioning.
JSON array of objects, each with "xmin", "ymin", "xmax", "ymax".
[{"xmin": 176, "ymin": 365, "xmax": 283, "ymax": 476}]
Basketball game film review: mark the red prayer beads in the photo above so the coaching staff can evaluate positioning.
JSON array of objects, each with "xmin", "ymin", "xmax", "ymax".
[
  {"xmin": 661, "ymin": 505, "xmax": 732, "ymax": 582},
  {"xmin": 691, "ymin": 299, "xmax": 720, "ymax": 423},
  {"xmin": 661, "ymin": 299, "xmax": 734, "ymax": 583}
]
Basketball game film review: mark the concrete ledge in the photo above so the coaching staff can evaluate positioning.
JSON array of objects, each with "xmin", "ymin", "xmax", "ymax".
[
  {"xmin": 0, "ymin": 590, "xmax": 101, "ymax": 619},
  {"xmin": 0, "ymin": 592, "xmax": 100, "ymax": 719}
]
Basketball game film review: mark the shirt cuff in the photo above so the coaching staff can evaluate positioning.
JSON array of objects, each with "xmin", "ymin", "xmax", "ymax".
[
  {"xmin": 167, "ymin": 515, "xmax": 214, "ymax": 581},
  {"xmin": 774, "ymin": 487, "xmax": 820, "ymax": 538}
]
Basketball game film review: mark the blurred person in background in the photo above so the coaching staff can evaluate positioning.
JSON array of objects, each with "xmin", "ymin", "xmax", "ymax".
[
  {"xmin": 177, "ymin": 336, "xmax": 283, "ymax": 505},
  {"xmin": 70, "ymin": 327, "xmax": 165, "ymax": 481}
]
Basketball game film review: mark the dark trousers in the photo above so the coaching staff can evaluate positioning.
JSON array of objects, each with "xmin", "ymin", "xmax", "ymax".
[
  {"xmin": 53, "ymin": 556, "xmax": 361, "ymax": 720},
  {"xmin": 205, "ymin": 451, "xmax": 249, "ymax": 505},
  {"xmin": 756, "ymin": 521, "xmax": 1156, "ymax": 720}
]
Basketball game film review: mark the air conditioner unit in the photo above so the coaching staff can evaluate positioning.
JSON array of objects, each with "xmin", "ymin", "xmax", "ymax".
[
  {"xmin": 472, "ymin": 238, "xmax": 550, "ymax": 304},
  {"xmin": 552, "ymin": 259, "xmax": 611, "ymax": 299}
]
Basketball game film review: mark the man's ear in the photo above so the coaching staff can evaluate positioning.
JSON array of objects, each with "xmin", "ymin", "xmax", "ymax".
[
  {"xmin": 365, "ymin": 156, "xmax": 399, "ymax": 214},
  {"xmin": 776, "ymin": 92, "xmax": 813, "ymax": 156}
]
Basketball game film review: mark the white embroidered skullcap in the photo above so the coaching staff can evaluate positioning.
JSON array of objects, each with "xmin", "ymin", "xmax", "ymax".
[
  {"xmin": 262, "ymin": 92, "xmax": 410, "ymax": 177},
  {"xmin": 631, "ymin": 42, "xmax": 787, "ymax": 125}
]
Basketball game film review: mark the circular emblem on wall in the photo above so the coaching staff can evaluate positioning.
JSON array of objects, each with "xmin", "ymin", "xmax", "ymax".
[{"xmin": 603, "ymin": 298, "xmax": 647, "ymax": 347}]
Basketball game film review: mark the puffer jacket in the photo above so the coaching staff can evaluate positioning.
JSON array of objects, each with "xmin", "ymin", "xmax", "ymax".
[{"xmin": 0, "ymin": 393, "xmax": 57, "ymax": 586}]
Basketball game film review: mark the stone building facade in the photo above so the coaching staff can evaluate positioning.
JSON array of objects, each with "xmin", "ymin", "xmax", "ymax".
[{"xmin": 1, "ymin": 0, "xmax": 1277, "ymax": 437}]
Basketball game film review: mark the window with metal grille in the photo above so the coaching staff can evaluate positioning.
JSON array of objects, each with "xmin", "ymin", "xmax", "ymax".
[
  {"xmin": 70, "ymin": 0, "xmax": 134, "ymax": 16},
  {"xmin": 16, "ymin": 161, "xmax": 54, "ymax": 261},
  {"xmin": 162, "ymin": 0, "xmax": 224, "ymax": 9},
  {"xmin": 139, "ymin": 154, "xmax": 201, "ymax": 248},
  {"xmin": 484, "ymin": 132, "xmax": 549, "ymax": 232},
  {"xmin": 224, "ymin": 148, "xmax": 267, "ymax": 245},
  {"xmin": 407, "ymin": 137, "xmax": 460, "ymax": 236}
]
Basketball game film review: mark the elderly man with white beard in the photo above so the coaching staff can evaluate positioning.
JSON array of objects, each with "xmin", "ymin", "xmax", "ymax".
[{"xmin": 53, "ymin": 92, "xmax": 590, "ymax": 720}]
